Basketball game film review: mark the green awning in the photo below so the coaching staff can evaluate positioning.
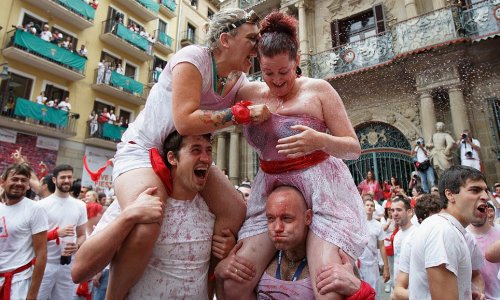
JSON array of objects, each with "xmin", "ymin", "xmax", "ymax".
[
  {"xmin": 137, "ymin": 0, "xmax": 160, "ymax": 13},
  {"xmin": 161, "ymin": 0, "xmax": 176, "ymax": 12},
  {"xmin": 14, "ymin": 98, "xmax": 68, "ymax": 127},
  {"xmin": 116, "ymin": 23, "xmax": 149, "ymax": 51},
  {"xmin": 13, "ymin": 29, "xmax": 87, "ymax": 72},
  {"xmin": 110, "ymin": 71, "xmax": 144, "ymax": 95},
  {"xmin": 102, "ymin": 122, "xmax": 126, "ymax": 140},
  {"xmin": 57, "ymin": 0, "xmax": 96, "ymax": 20},
  {"xmin": 158, "ymin": 31, "xmax": 173, "ymax": 47}
]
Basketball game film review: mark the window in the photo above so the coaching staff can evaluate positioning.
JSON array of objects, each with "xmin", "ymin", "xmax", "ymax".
[
  {"xmin": 153, "ymin": 56, "xmax": 167, "ymax": 69},
  {"xmin": 127, "ymin": 19, "xmax": 144, "ymax": 33},
  {"xmin": 100, "ymin": 51, "xmax": 122, "ymax": 68},
  {"xmin": 93, "ymin": 101, "xmax": 115, "ymax": 116},
  {"xmin": 52, "ymin": 26, "xmax": 78, "ymax": 52},
  {"xmin": 124, "ymin": 64, "xmax": 136, "ymax": 79},
  {"xmin": 44, "ymin": 84, "xmax": 69, "ymax": 103},
  {"xmin": 208, "ymin": 8, "xmax": 214, "ymax": 19},
  {"xmin": 190, "ymin": 0, "xmax": 197, "ymax": 9},
  {"xmin": 187, "ymin": 23, "xmax": 196, "ymax": 42},
  {"xmin": 118, "ymin": 109, "xmax": 131, "ymax": 123},
  {"xmin": 21, "ymin": 13, "xmax": 44, "ymax": 35},
  {"xmin": 158, "ymin": 20, "xmax": 168, "ymax": 33},
  {"xmin": 0, "ymin": 72, "xmax": 33, "ymax": 104},
  {"xmin": 330, "ymin": 4, "xmax": 385, "ymax": 48}
]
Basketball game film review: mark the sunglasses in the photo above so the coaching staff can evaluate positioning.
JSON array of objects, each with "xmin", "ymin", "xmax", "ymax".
[{"xmin": 221, "ymin": 10, "xmax": 260, "ymax": 34}]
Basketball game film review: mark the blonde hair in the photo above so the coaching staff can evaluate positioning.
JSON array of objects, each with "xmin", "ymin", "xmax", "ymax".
[
  {"xmin": 205, "ymin": 8, "xmax": 247, "ymax": 51},
  {"xmin": 85, "ymin": 190, "xmax": 98, "ymax": 203}
]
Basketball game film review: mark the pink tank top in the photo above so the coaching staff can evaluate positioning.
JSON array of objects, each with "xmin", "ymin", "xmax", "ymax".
[{"xmin": 256, "ymin": 272, "xmax": 314, "ymax": 300}]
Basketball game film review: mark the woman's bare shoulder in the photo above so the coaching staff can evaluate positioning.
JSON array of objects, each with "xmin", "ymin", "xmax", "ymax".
[{"xmin": 237, "ymin": 81, "xmax": 267, "ymax": 101}]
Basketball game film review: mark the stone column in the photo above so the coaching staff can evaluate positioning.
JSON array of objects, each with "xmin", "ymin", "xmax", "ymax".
[
  {"xmin": 448, "ymin": 86, "xmax": 470, "ymax": 139},
  {"xmin": 297, "ymin": 1, "xmax": 309, "ymax": 58},
  {"xmin": 228, "ymin": 130, "xmax": 240, "ymax": 185},
  {"xmin": 404, "ymin": 0, "xmax": 418, "ymax": 18},
  {"xmin": 432, "ymin": 0, "xmax": 446, "ymax": 9},
  {"xmin": 419, "ymin": 91, "xmax": 437, "ymax": 143},
  {"xmin": 216, "ymin": 133, "xmax": 227, "ymax": 172}
]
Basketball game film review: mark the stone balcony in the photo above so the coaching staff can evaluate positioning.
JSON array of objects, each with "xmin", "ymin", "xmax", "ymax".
[{"xmin": 22, "ymin": 0, "xmax": 95, "ymax": 30}]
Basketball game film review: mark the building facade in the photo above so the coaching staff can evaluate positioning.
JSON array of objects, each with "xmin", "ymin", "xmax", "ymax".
[
  {"xmin": 0, "ymin": 0, "xmax": 219, "ymax": 188},
  {"xmin": 218, "ymin": 0, "xmax": 500, "ymax": 188}
]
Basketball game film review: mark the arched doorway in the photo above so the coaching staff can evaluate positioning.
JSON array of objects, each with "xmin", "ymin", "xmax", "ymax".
[{"xmin": 346, "ymin": 122, "xmax": 414, "ymax": 193}]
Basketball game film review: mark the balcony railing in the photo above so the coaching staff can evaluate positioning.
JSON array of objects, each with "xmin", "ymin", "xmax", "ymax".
[
  {"xmin": 86, "ymin": 120, "xmax": 126, "ymax": 142},
  {"xmin": 160, "ymin": 0, "xmax": 177, "ymax": 17},
  {"xmin": 23, "ymin": 0, "xmax": 95, "ymax": 29},
  {"xmin": 392, "ymin": 5, "xmax": 462, "ymax": 54},
  {"xmin": 136, "ymin": 0, "xmax": 160, "ymax": 15},
  {"xmin": 53, "ymin": 0, "xmax": 96, "ymax": 21},
  {"xmin": 113, "ymin": 0, "xmax": 159, "ymax": 21},
  {"xmin": 92, "ymin": 68, "xmax": 148, "ymax": 105},
  {"xmin": 0, "ymin": 97, "xmax": 78, "ymax": 137},
  {"xmin": 101, "ymin": 20, "xmax": 154, "ymax": 61},
  {"xmin": 149, "ymin": 68, "xmax": 162, "ymax": 84},
  {"xmin": 461, "ymin": 0, "xmax": 500, "ymax": 41},
  {"xmin": 153, "ymin": 30, "xmax": 174, "ymax": 54},
  {"xmin": 180, "ymin": 31, "xmax": 202, "ymax": 47},
  {"xmin": 311, "ymin": 32, "xmax": 394, "ymax": 79},
  {"xmin": 2, "ymin": 29, "xmax": 87, "ymax": 80}
]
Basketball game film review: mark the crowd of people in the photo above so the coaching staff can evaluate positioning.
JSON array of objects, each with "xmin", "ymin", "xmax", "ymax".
[{"xmin": 1, "ymin": 8, "xmax": 499, "ymax": 300}]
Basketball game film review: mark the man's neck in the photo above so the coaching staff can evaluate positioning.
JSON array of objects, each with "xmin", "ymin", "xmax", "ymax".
[
  {"xmin": 2, "ymin": 196, "xmax": 23, "ymax": 206},
  {"xmin": 444, "ymin": 207, "xmax": 468, "ymax": 228},
  {"xmin": 284, "ymin": 246, "xmax": 307, "ymax": 263},
  {"xmin": 468, "ymin": 222, "xmax": 491, "ymax": 235},
  {"xmin": 401, "ymin": 221, "xmax": 412, "ymax": 231},
  {"xmin": 54, "ymin": 190, "xmax": 70, "ymax": 198},
  {"xmin": 367, "ymin": 213, "xmax": 373, "ymax": 221}
]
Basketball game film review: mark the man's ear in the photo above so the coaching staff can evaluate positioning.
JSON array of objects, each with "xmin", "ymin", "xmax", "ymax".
[
  {"xmin": 444, "ymin": 188, "xmax": 455, "ymax": 203},
  {"xmin": 305, "ymin": 209, "xmax": 313, "ymax": 226},
  {"xmin": 167, "ymin": 151, "xmax": 177, "ymax": 166}
]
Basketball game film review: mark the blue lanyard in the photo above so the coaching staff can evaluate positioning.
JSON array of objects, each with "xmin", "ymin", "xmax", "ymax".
[{"xmin": 275, "ymin": 250, "xmax": 307, "ymax": 281}]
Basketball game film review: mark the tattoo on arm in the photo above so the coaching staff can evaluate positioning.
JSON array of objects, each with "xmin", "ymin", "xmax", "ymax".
[{"xmin": 198, "ymin": 108, "xmax": 234, "ymax": 128}]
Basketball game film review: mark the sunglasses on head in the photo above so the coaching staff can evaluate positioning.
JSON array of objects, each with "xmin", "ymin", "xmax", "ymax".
[{"xmin": 221, "ymin": 10, "xmax": 260, "ymax": 34}]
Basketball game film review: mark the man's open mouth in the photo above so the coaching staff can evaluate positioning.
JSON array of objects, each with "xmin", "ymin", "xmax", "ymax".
[
  {"xmin": 477, "ymin": 204, "xmax": 487, "ymax": 213},
  {"xmin": 194, "ymin": 167, "xmax": 208, "ymax": 179}
]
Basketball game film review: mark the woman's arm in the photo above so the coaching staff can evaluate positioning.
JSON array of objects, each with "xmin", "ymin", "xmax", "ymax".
[
  {"xmin": 172, "ymin": 63, "xmax": 269, "ymax": 135},
  {"xmin": 276, "ymin": 80, "xmax": 360, "ymax": 160}
]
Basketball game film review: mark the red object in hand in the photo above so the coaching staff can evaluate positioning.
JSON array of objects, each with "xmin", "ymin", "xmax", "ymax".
[
  {"xmin": 231, "ymin": 101, "xmax": 252, "ymax": 125},
  {"xmin": 346, "ymin": 281, "xmax": 376, "ymax": 300},
  {"xmin": 83, "ymin": 155, "xmax": 112, "ymax": 184}
]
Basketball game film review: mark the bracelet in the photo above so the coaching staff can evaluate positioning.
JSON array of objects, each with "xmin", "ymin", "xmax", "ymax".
[
  {"xmin": 345, "ymin": 281, "xmax": 376, "ymax": 300},
  {"xmin": 231, "ymin": 101, "xmax": 252, "ymax": 125}
]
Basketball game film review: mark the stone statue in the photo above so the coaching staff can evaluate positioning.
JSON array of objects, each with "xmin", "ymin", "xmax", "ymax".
[{"xmin": 428, "ymin": 122, "xmax": 455, "ymax": 177}]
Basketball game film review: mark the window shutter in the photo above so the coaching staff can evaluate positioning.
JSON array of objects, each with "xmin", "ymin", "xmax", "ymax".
[
  {"xmin": 330, "ymin": 19, "xmax": 340, "ymax": 48},
  {"xmin": 373, "ymin": 4, "xmax": 386, "ymax": 34}
]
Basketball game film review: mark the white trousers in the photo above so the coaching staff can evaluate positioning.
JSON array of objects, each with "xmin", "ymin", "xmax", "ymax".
[
  {"xmin": 6, "ymin": 277, "xmax": 31, "ymax": 300},
  {"xmin": 360, "ymin": 262, "xmax": 380, "ymax": 300},
  {"xmin": 37, "ymin": 263, "xmax": 77, "ymax": 300}
]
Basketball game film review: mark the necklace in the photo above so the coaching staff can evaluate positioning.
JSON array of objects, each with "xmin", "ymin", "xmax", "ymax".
[
  {"xmin": 211, "ymin": 56, "xmax": 227, "ymax": 95},
  {"xmin": 276, "ymin": 250, "xmax": 307, "ymax": 282}
]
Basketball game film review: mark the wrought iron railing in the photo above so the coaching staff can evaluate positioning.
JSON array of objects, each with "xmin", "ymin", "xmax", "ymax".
[
  {"xmin": 149, "ymin": 68, "xmax": 162, "ymax": 83},
  {"xmin": 101, "ymin": 19, "xmax": 154, "ymax": 55},
  {"xmin": 460, "ymin": 0, "xmax": 500, "ymax": 40},
  {"xmin": 3, "ymin": 29, "xmax": 88, "ymax": 74},
  {"xmin": 239, "ymin": 0, "xmax": 265, "ymax": 10},
  {"xmin": 86, "ymin": 120, "xmax": 125, "ymax": 142},
  {"xmin": 180, "ymin": 31, "xmax": 203, "ymax": 46},
  {"xmin": 311, "ymin": 32, "xmax": 394, "ymax": 79},
  {"xmin": 486, "ymin": 97, "xmax": 500, "ymax": 160},
  {"xmin": 52, "ymin": 0, "xmax": 96, "ymax": 21},
  {"xmin": 93, "ymin": 68, "xmax": 148, "ymax": 99},
  {"xmin": 391, "ymin": 5, "xmax": 463, "ymax": 54},
  {"xmin": 0, "ymin": 97, "xmax": 79, "ymax": 135}
]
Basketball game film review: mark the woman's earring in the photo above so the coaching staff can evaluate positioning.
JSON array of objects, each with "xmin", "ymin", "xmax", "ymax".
[{"xmin": 296, "ymin": 66, "xmax": 302, "ymax": 78}]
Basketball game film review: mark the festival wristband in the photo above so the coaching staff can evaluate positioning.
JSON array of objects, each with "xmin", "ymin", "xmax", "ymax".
[
  {"xmin": 231, "ymin": 101, "xmax": 252, "ymax": 125},
  {"xmin": 47, "ymin": 227, "xmax": 60, "ymax": 245},
  {"xmin": 345, "ymin": 281, "xmax": 376, "ymax": 300}
]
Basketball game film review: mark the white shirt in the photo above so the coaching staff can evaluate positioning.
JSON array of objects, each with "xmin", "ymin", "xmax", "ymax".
[
  {"xmin": 108, "ymin": 113, "xmax": 117, "ymax": 124},
  {"xmin": 394, "ymin": 224, "xmax": 416, "ymax": 277},
  {"xmin": 409, "ymin": 213, "xmax": 473, "ymax": 300},
  {"xmin": 358, "ymin": 219, "xmax": 384, "ymax": 265},
  {"xmin": 40, "ymin": 30, "xmax": 52, "ymax": 42},
  {"xmin": 38, "ymin": 194, "xmax": 87, "ymax": 263},
  {"xmin": 0, "ymin": 198, "xmax": 48, "ymax": 284},
  {"xmin": 57, "ymin": 100, "xmax": 71, "ymax": 111},
  {"xmin": 415, "ymin": 146, "xmax": 429, "ymax": 163},
  {"xmin": 459, "ymin": 138, "xmax": 480, "ymax": 161},
  {"xmin": 36, "ymin": 95, "xmax": 47, "ymax": 105}
]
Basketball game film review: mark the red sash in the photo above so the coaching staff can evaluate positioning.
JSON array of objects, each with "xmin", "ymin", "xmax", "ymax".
[
  {"xmin": 260, "ymin": 151, "xmax": 329, "ymax": 174},
  {"xmin": 346, "ymin": 280, "xmax": 376, "ymax": 300},
  {"xmin": 0, "ymin": 259, "xmax": 35, "ymax": 300}
]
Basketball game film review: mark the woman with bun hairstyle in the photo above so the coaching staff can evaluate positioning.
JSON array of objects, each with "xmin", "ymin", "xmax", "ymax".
[
  {"xmin": 221, "ymin": 11, "xmax": 368, "ymax": 299},
  {"xmin": 105, "ymin": 8, "xmax": 271, "ymax": 298}
]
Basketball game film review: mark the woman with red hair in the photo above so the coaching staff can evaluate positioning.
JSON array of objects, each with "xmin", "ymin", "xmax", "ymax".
[{"xmin": 220, "ymin": 11, "xmax": 368, "ymax": 299}]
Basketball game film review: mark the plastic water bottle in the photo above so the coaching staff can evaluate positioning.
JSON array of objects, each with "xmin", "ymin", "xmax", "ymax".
[{"xmin": 60, "ymin": 228, "xmax": 75, "ymax": 265}]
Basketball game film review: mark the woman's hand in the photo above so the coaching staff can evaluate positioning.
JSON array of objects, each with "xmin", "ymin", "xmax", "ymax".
[
  {"xmin": 276, "ymin": 125, "xmax": 323, "ymax": 158},
  {"xmin": 248, "ymin": 104, "xmax": 271, "ymax": 124},
  {"xmin": 212, "ymin": 229, "xmax": 236, "ymax": 260}
]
